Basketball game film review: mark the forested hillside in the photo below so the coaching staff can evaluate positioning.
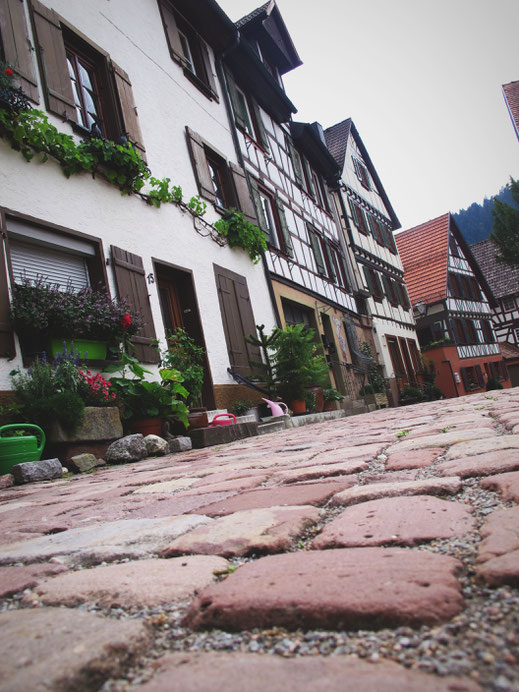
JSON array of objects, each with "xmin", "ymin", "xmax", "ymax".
[{"xmin": 453, "ymin": 184, "xmax": 519, "ymax": 245}]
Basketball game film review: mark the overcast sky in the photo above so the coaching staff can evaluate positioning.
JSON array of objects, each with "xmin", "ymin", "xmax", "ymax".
[{"xmin": 218, "ymin": 0, "xmax": 519, "ymax": 230}]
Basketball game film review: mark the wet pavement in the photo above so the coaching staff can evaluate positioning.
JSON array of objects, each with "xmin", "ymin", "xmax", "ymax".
[{"xmin": 1, "ymin": 389, "xmax": 518, "ymax": 691}]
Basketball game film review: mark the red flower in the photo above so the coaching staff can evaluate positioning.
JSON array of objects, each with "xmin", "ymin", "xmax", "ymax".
[
  {"xmin": 120, "ymin": 313, "xmax": 132, "ymax": 330},
  {"xmin": 4, "ymin": 68, "xmax": 14, "ymax": 77}
]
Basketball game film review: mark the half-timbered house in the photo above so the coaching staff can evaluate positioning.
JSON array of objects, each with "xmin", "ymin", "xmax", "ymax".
[
  {"xmin": 324, "ymin": 118, "xmax": 420, "ymax": 404},
  {"xmin": 219, "ymin": 2, "xmax": 368, "ymax": 400},
  {"xmin": 396, "ymin": 214, "xmax": 511, "ymax": 397}
]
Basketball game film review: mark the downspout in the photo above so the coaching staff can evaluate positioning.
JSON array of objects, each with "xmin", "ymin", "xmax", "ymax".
[
  {"xmin": 215, "ymin": 34, "xmax": 282, "ymax": 328},
  {"xmin": 442, "ymin": 359, "xmax": 459, "ymax": 397}
]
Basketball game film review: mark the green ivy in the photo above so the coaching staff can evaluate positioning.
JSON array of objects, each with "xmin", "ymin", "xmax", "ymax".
[
  {"xmin": 0, "ymin": 105, "xmax": 264, "ymax": 263},
  {"xmin": 214, "ymin": 208, "xmax": 267, "ymax": 264}
]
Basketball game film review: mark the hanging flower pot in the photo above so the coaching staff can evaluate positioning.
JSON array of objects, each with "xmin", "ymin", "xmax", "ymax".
[{"xmin": 49, "ymin": 338, "xmax": 107, "ymax": 361}]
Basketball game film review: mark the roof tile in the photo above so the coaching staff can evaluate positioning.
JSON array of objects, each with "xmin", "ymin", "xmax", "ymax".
[
  {"xmin": 323, "ymin": 119, "xmax": 351, "ymax": 170},
  {"xmin": 395, "ymin": 214, "xmax": 451, "ymax": 307},
  {"xmin": 503, "ymin": 81, "xmax": 519, "ymax": 140},
  {"xmin": 471, "ymin": 238, "xmax": 519, "ymax": 299}
]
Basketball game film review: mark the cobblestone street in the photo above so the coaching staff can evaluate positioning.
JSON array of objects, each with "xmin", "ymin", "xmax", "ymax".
[{"xmin": 1, "ymin": 388, "xmax": 519, "ymax": 691}]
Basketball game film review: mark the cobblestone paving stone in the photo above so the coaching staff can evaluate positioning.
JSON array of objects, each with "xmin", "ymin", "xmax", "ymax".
[{"xmin": 0, "ymin": 389, "xmax": 518, "ymax": 691}]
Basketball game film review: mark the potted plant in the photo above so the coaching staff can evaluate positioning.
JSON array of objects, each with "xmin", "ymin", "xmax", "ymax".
[
  {"xmin": 106, "ymin": 351, "xmax": 189, "ymax": 434},
  {"xmin": 399, "ymin": 385, "xmax": 424, "ymax": 406},
  {"xmin": 10, "ymin": 278, "xmax": 140, "ymax": 359},
  {"xmin": 0, "ymin": 62, "xmax": 29, "ymax": 113},
  {"xmin": 230, "ymin": 400, "xmax": 255, "ymax": 417},
  {"xmin": 323, "ymin": 388, "xmax": 345, "ymax": 412},
  {"xmin": 156, "ymin": 329, "xmax": 207, "ymax": 429},
  {"xmin": 273, "ymin": 324, "xmax": 328, "ymax": 415}
]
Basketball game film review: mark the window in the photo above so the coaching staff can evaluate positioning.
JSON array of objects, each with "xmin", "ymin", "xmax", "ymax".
[
  {"xmin": 451, "ymin": 317, "xmax": 479, "ymax": 345},
  {"xmin": 158, "ymin": 0, "xmax": 218, "ymax": 100},
  {"xmin": 363, "ymin": 265, "xmax": 384, "ymax": 302},
  {"xmin": 226, "ymin": 74, "xmax": 270, "ymax": 152},
  {"xmin": 30, "ymin": 0, "xmax": 145, "ymax": 153},
  {"xmin": 460, "ymin": 365, "xmax": 484, "ymax": 391},
  {"xmin": 329, "ymin": 245, "xmax": 351, "ymax": 291},
  {"xmin": 307, "ymin": 225, "xmax": 344, "ymax": 284},
  {"xmin": 282, "ymin": 300, "xmax": 315, "ymax": 328},
  {"xmin": 352, "ymin": 156, "xmax": 371, "ymax": 190},
  {"xmin": 486, "ymin": 360, "xmax": 508, "ymax": 382},
  {"xmin": 186, "ymin": 127, "xmax": 256, "ymax": 221},
  {"xmin": 386, "ymin": 335, "xmax": 406, "ymax": 377},
  {"xmin": 502, "ymin": 296, "xmax": 516, "ymax": 311},
  {"xmin": 480, "ymin": 320, "xmax": 495, "ymax": 344},
  {"xmin": 286, "ymin": 135, "xmax": 305, "ymax": 188},
  {"xmin": 250, "ymin": 181, "xmax": 293, "ymax": 257}
]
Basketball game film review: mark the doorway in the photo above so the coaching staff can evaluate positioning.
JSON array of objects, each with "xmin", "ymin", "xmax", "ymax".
[{"xmin": 155, "ymin": 263, "xmax": 215, "ymax": 409}]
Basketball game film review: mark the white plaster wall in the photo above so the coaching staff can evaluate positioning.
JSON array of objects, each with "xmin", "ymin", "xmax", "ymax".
[{"xmin": 0, "ymin": 0, "xmax": 277, "ymax": 390}]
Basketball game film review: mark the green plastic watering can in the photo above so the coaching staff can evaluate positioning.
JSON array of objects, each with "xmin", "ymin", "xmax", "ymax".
[{"xmin": 0, "ymin": 424, "xmax": 46, "ymax": 475}]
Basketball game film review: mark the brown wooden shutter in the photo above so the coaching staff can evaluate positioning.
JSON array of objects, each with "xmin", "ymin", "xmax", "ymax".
[
  {"xmin": 0, "ymin": 0, "xmax": 39, "ymax": 102},
  {"xmin": 225, "ymin": 72, "xmax": 249, "ymax": 132},
  {"xmin": 251, "ymin": 99, "xmax": 270, "ymax": 153},
  {"xmin": 199, "ymin": 40, "xmax": 218, "ymax": 97},
  {"xmin": 110, "ymin": 246, "xmax": 158, "ymax": 363},
  {"xmin": 460, "ymin": 367, "xmax": 470, "ymax": 391},
  {"xmin": 323, "ymin": 241, "xmax": 336, "ymax": 281},
  {"xmin": 157, "ymin": 0, "xmax": 185, "ymax": 66},
  {"xmin": 275, "ymin": 199, "xmax": 293, "ymax": 258},
  {"xmin": 286, "ymin": 135, "xmax": 304, "ymax": 188},
  {"xmin": 185, "ymin": 127, "xmax": 215, "ymax": 202},
  {"xmin": 249, "ymin": 178, "xmax": 269, "ymax": 241},
  {"xmin": 214, "ymin": 264, "xmax": 260, "ymax": 376},
  {"xmin": 475, "ymin": 364, "xmax": 484, "ymax": 388},
  {"xmin": 0, "ymin": 220, "xmax": 15, "ymax": 359},
  {"xmin": 29, "ymin": 0, "xmax": 76, "ymax": 120},
  {"xmin": 110, "ymin": 61, "xmax": 145, "ymax": 158},
  {"xmin": 309, "ymin": 225, "xmax": 326, "ymax": 275},
  {"xmin": 229, "ymin": 163, "xmax": 257, "ymax": 225}
]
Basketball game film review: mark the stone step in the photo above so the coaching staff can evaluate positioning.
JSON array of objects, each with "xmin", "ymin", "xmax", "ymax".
[{"xmin": 258, "ymin": 419, "xmax": 286, "ymax": 435}]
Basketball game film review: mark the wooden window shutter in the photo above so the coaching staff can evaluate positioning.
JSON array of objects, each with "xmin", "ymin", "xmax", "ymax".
[
  {"xmin": 225, "ymin": 72, "xmax": 248, "ymax": 132},
  {"xmin": 251, "ymin": 99, "xmax": 270, "ymax": 153},
  {"xmin": 0, "ymin": 226, "xmax": 15, "ymax": 359},
  {"xmin": 199, "ymin": 40, "xmax": 218, "ymax": 97},
  {"xmin": 286, "ymin": 136, "xmax": 304, "ymax": 187},
  {"xmin": 185, "ymin": 127, "xmax": 215, "ymax": 202},
  {"xmin": 302, "ymin": 158, "xmax": 316, "ymax": 200},
  {"xmin": 29, "ymin": 0, "xmax": 76, "ymax": 120},
  {"xmin": 323, "ymin": 242, "xmax": 336, "ymax": 281},
  {"xmin": 275, "ymin": 199, "xmax": 293, "ymax": 258},
  {"xmin": 229, "ymin": 163, "xmax": 257, "ymax": 225},
  {"xmin": 0, "ymin": 0, "xmax": 39, "ymax": 102},
  {"xmin": 348, "ymin": 198, "xmax": 361, "ymax": 230},
  {"xmin": 214, "ymin": 265, "xmax": 260, "ymax": 376},
  {"xmin": 111, "ymin": 61, "xmax": 146, "ymax": 158},
  {"xmin": 382, "ymin": 274, "xmax": 393, "ymax": 303},
  {"xmin": 363, "ymin": 265, "xmax": 374, "ymax": 294},
  {"xmin": 460, "ymin": 367, "xmax": 470, "ymax": 391},
  {"xmin": 158, "ymin": 0, "xmax": 185, "ymax": 66},
  {"xmin": 373, "ymin": 270, "xmax": 383, "ymax": 298},
  {"xmin": 358, "ymin": 208, "xmax": 369, "ymax": 236},
  {"xmin": 110, "ymin": 246, "xmax": 158, "ymax": 363},
  {"xmin": 308, "ymin": 226, "xmax": 326, "ymax": 275},
  {"xmin": 399, "ymin": 282, "xmax": 411, "ymax": 309},
  {"xmin": 249, "ymin": 179, "xmax": 269, "ymax": 242}
]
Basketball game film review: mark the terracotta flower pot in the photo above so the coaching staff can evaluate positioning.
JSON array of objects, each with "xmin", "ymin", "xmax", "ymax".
[
  {"xmin": 289, "ymin": 399, "xmax": 306, "ymax": 415},
  {"xmin": 187, "ymin": 407, "xmax": 209, "ymax": 429},
  {"xmin": 129, "ymin": 417, "xmax": 162, "ymax": 436}
]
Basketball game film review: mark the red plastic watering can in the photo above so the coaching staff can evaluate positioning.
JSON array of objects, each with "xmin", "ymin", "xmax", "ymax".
[{"xmin": 209, "ymin": 413, "xmax": 237, "ymax": 427}]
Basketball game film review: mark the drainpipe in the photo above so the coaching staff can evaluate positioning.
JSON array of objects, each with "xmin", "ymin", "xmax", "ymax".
[
  {"xmin": 215, "ymin": 36, "xmax": 282, "ymax": 328},
  {"xmin": 442, "ymin": 359, "xmax": 459, "ymax": 397}
]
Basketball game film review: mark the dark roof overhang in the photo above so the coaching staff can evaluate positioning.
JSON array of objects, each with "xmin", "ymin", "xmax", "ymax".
[
  {"xmin": 290, "ymin": 121, "xmax": 341, "ymax": 183},
  {"xmin": 226, "ymin": 37, "xmax": 297, "ymax": 122},
  {"xmin": 172, "ymin": 0, "xmax": 237, "ymax": 52}
]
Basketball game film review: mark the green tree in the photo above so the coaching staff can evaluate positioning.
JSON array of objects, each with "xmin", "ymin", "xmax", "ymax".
[{"xmin": 491, "ymin": 178, "xmax": 519, "ymax": 266}]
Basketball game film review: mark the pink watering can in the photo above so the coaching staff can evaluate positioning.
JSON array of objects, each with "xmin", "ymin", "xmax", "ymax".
[{"xmin": 262, "ymin": 398, "xmax": 288, "ymax": 417}]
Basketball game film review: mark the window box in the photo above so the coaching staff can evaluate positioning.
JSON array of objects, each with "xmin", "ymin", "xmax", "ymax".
[{"xmin": 49, "ymin": 338, "xmax": 107, "ymax": 361}]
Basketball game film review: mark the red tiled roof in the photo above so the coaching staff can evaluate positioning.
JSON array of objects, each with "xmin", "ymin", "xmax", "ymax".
[
  {"xmin": 500, "ymin": 341, "xmax": 519, "ymax": 361},
  {"xmin": 503, "ymin": 81, "xmax": 519, "ymax": 140},
  {"xmin": 395, "ymin": 213, "xmax": 451, "ymax": 307}
]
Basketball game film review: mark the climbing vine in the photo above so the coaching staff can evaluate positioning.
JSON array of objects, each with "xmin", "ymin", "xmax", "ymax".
[{"xmin": 0, "ymin": 99, "xmax": 265, "ymax": 262}]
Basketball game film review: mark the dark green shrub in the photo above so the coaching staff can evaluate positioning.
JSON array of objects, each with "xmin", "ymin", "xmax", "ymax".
[{"xmin": 486, "ymin": 377, "xmax": 504, "ymax": 391}]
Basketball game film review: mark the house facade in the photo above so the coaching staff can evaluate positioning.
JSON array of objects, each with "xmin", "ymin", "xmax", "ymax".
[
  {"xmin": 396, "ymin": 214, "xmax": 511, "ymax": 397},
  {"xmin": 219, "ymin": 3, "xmax": 368, "ymax": 400},
  {"xmin": 324, "ymin": 119, "xmax": 421, "ymax": 405},
  {"xmin": 0, "ymin": 0, "xmax": 278, "ymax": 409},
  {"xmin": 471, "ymin": 238, "xmax": 519, "ymax": 386}
]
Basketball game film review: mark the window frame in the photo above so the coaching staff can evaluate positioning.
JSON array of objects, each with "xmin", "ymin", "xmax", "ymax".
[{"xmin": 352, "ymin": 156, "xmax": 371, "ymax": 190}]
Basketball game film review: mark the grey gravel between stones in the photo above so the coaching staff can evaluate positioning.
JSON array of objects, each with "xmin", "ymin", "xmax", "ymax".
[{"xmin": 1, "ymin": 393, "xmax": 519, "ymax": 692}]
